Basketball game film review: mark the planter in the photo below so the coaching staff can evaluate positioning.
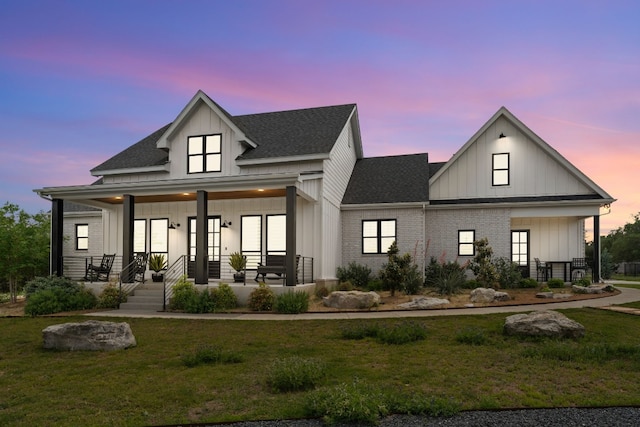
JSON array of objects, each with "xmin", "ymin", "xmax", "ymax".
[
  {"xmin": 152, "ymin": 273, "xmax": 164, "ymax": 283},
  {"xmin": 233, "ymin": 272, "xmax": 245, "ymax": 283}
]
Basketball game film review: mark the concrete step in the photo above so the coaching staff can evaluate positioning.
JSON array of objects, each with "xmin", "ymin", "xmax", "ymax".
[{"xmin": 132, "ymin": 289, "xmax": 164, "ymax": 297}]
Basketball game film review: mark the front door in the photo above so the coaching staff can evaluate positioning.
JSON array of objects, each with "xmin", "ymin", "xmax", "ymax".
[
  {"xmin": 511, "ymin": 230, "xmax": 530, "ymax": 278},
  {"xmin": 188, "ymin": 216, "xmax": 221, "ymax": 279}
]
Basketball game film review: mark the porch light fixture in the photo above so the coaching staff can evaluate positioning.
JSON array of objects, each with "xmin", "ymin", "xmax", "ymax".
[
  {"xmin": 168, "ymin": 222, "xmax": 180, "ymax": 229},
  {"xmin": 220, "ymin": 220, "xmax": 232, "ymax": 228},
  {"xmin": 498, "ymin": 132, "xmax": 506, "ymax": 139}
]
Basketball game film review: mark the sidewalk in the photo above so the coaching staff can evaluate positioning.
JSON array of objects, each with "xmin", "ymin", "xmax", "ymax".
[{"xmin": 85, "ymin": 282, "xmax": 640, "ymax": 321}]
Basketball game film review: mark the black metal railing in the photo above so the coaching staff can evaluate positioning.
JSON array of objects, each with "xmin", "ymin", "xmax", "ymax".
[{"xmin": 163, "ymin": 255, "xmax": 188, "ymax": 311}]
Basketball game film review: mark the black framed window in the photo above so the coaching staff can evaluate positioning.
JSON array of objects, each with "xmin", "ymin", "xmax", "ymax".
[
  {"xmin": 266, "ymin": 214, "xmax": 286, "ymax": 256},
  {"xmin": 492, "ymin": 153, "xmax": 510, "ymax": 186},
  {"xmin": 362, "ymin": 219, "xmax": 396, "ymax": 254},
  {"xmin": 458, "ymin": 230, "xmax": 475, "ymax": 256},
  {"xmin": 150, "ymin": 218, "xmax": 169, "ymax": 257},
  {"xmin": 188, "ymin": 134, "xmax": 221, "ymax": 174},
  {"xmin": 75, "ymin": 224, "xmax": 89, "ymax": 250},
  {"xmin": 241, "ymin": 215, "xmax": 262, "ymax": 269},
  {"xmin": 133, "ymin": 219, "xmax": 147, "ymax": 253}
]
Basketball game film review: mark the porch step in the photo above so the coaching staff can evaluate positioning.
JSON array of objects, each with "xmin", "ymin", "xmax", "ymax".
[{"xmin": 119, "ymin": 285, "xmax": 164, "ymax": 312}]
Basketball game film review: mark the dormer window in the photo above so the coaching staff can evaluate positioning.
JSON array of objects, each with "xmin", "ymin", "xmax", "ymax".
[
  {"xmin": 188, "ymin": 134, "xmax": 221, "ymax": 174},
  {"xmin": 492, "ymin": 153, "xmax": 509, "ymax": 186}
]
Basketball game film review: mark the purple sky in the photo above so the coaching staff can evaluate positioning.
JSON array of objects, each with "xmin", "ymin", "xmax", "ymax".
[{"xmin": 1, "ymin": 0, "xmax": 638, "ymax": 237}]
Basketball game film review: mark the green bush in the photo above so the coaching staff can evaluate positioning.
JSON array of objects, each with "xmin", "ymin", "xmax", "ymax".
[
  {"xmin": 493, "ymin": 257, "xmax": 522, "ymax": 289},
  {"xmin": 181, "ymin": 344, "xmax": 243, "ymax": 367},
  {"xmin": 98, "ymin": 284, "xmax": 127, "ymax": 308},
  {"xmin": 547, "ymin": 278, "xmax": 565, "ymax": 288},
  {"xmin": 169, "ymin": 276, "xmax": 198, "ymax": 311},
  {"xmin": 461, "ymin": 279, "xmax": 481, "ymax": 289},
  {"xmin": 469, "ymin": 238, "xmax": 499, "ymax": 288},
  {"xmin": 573, "ymin": 277, "xmax": 591, "ymax": 287},
  {"xmin": 211, "ymin": 283, "xmax": 237, "ymax": 311},
  {"xmin": 365, "ymin": 278, "xmax": 384, "ymax": 291},
  {"xmin": 380, "ymin": 241, "xmax": 419, "ymax": 296},
  {"xmin": 455, "ymin": 327, "xmax": 489, "ymax": 345},
  {"xmin": 274, "ymin": 291, "xmax": 309, "ymax": 314},
  {"xmin": 337, "ymin": 280, "xmax": 354, "ymax": 291},
  {"xmin": 24, "ymin": 282, "xmax": 97, "ymax": 316},
  {"xmin": 305, "ymin": 379, "xmax": 387, "ymax": 425},
  {"xmin": 248, "ymin": 283, "xmax": 275, "ymax": 311},
  {"xmin": 425, "ymin": 257, "xmax": 467, "ymax": 295},
  {"xmin": 25, "ymin": 275, "xmax": 81, "ymax": 297},
  {"xmin": 336, "ymin": 262, "xmax": 372, "ymax": 289},
  {"xmin": 402, "ymin": 263, "xmax": 423, "ymax": 295},
  {"xmin": 519, "ymin": 278, "xmax": 539, "ymax": 288},
  {"xmin": 266, "ymin": 356, "xmax": 326, "ymax": 393},
  {"xmin": 24, "ymin": 290, "xmax": 62, "ymax": 316}
]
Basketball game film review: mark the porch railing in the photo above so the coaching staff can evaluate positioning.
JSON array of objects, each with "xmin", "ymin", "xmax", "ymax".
[{"xmin": 163, "ymin": 255, "xmax": 188, "ymax": 311}]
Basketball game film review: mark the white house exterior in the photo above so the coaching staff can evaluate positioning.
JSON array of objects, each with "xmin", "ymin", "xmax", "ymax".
[{"xmin": 35, "ymin": 91, "xmax": 614, "ymax": 288}]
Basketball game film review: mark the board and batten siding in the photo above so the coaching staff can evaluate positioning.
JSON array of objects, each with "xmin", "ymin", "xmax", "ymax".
[
  {"xmin": 62, "ymin": 211, "xmax": 104, "ymax": 279},
  {"xmin": 342, "ymin": 207, "xmax": 425, "ymax": 275},
  {"xmin": 430, "ymin": 116, "xmax": 596, "ymax": 201}
]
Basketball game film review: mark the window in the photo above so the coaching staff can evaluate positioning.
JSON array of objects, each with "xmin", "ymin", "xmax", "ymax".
[
  {"xmin": 75, "ymin": 224, "xmax": 89, "ymax": 250},
  {"xmin": 133, "ymin": 219, "xmax": 147, "ymax": 253},
  {"xmin": 150, "ymin": 218, "xmax": 168, "ymax": 256},
  {"xmin": 458, "ymin": 230, "xmax": 475, "ymax": 256},
  {"xmin": 266, "ymin": 214, "xmax": 286, "ymax": 255},
  {"xmin": 188, "ymin": 217, "xmax": 220, "ymax": 262},
  {"xmin": 188, "ymin": 134, "xmax": 221, "ymax": 173},
  {"xmin": 362, "ymin": 219, "xmax": 396, "ymax": 254},
  {"xmin": 511, "ymin": 230, "xmax": 529, "ymax": 266},
  {"xmin": 241, "ymin": 215, "xmax": 262, "ymax": 269},
  {"xmin": 492, "ymin": 153, "xmax": 509, "ymax": 186}
]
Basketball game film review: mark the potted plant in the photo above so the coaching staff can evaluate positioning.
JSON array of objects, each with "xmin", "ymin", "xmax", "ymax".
[
  {"xmin": 228, "ymin": 251, "xmax": 246, "ymax": 282},
  {"xmin": 148, "ymin": 253, "xmax": 167, "ymax": 282}
]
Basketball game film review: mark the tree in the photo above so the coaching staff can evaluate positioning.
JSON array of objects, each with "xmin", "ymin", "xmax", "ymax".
[
  {"xmin": 380, "ymin": 241, "xmax": 414, "ymax": 296},
  {"xmin": 469, "ymin": 238, "xmax": 499, "ymax": 288},
  {"xmin": 601, "ymin": 213, "xmax": 640, "ymax": 263},
  {"xmin": 0, "ymin": 203, "xmax": 50, "ymax": 302}
]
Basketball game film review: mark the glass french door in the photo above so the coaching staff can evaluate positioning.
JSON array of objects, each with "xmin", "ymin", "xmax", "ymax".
[
  {"xmin": 187, "ymin": 216, "xmax": 221, "ymax": 279},
  {"xmin": 511, "ymin": 230, "xmax": 530, "ymax": 278}
]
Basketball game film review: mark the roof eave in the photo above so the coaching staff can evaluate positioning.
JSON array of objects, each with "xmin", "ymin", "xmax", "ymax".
[
  {"xmin": 91, "ymin": 164, "xmax": 170, "ymax": 177},
  {"xmin": 236, "ymin": 153, "xmax": 330, "ymax": 166}
]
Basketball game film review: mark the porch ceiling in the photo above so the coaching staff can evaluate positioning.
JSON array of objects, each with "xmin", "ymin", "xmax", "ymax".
[{"xmin": 93, "ymin": 188, "xmax": 286, "ymax": 204}]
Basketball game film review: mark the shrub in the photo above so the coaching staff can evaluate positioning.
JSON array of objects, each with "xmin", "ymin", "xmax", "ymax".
[
  {"xmin": 461, "ymin": 279, "xmax": 481, "ymax": 289},
  {"xmin": 315, "ymin": 284, "xmax": 329, "ymax": 298},
  {"xmin": 601, "ymin": 248, "xmax": 617, "ymax": 280},
  {"xmin": 274, "ymin": 291, "xmax": 309, "ymax": 314},
  {"xmin": 305, "ymin": 379, "xmax": 387, "ymax": 425},
  {"xmin": 493, "ymin": 257, "xmax": 522, "ymax": 289},
  {"xmin": 337, "ymin": 280, "xmax": 354, "ymax": 291},
  {"xmin": 469, "ymin": 238, "xmax": 499, "ymax": 288},
  {"xmin": 211, "ymin": 283, "xmax": 237, "ymax": 311},
  {"xmin": 425, "ymin": 257, "xmax": 467, "ymax": 295},
  {"xmin": 573, "ymin": 277, "xmax": 591, "ymax": 287},
  {"xmin": 181, "ymin": 344, "xmax": 243, "ymax": 367},
  {"xmin": 379, "ymin": 241, "xmax": 417, "ymax": 296},
  {"xmin": 519, "ymin": 278, "xmax": 539, "ymax": 288},
  {"xmin": 248, "ymin": 282, "xmax": 275, "ymax": 311},
  {"xmin": 336, "ymin": 262, "xmax": 372, "ymax": 289},
  {"xmin": 455, "ymin": 327, "xmax": 489, "ymax": 345},
  {"xmin": 366, "ymin": 278, "xmax": 384, "ymax": 291},
  {"xmin": 547, "ymin": 278, "xmax": 565, "ymax": 288},
  {"xmin": 98, "ymin": 284, "xmax": 127, "ymax": 309},
  {"xmin": 169, "ymin": 276, "xmax": 198, "ymax": 311},
  {"xmin": 24, "ymin": 276, "xmax": 97, "ymax": 316},
  {"xmin": 266, "ymin": 356, "xmax": 326, "ymax": 393},
  {"xmin": 402, "ymin": 263, "xmax": 423, "ymax": 295}
]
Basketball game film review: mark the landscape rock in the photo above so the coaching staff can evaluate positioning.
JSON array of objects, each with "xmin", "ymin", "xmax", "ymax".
[
  {"xmin": 323, "ymin": 291, "xmax": 380, "ymax": 309},
  {"xmin": 572, "ymin": 284, "xmax": 616, "ymax": 294},
  {"xmin": 494, "ymin": 291, "xmax": 511, "ymax": 301},
  {"xmin": 504, "ymin": 310, "xmax": 585, "ymax": 338},
  {"xmin": 398, "ymin": 297, "xmax": 449, "ymax": 310},
  {"xmin": 470, "ymin": 287, "xmax": 496, "ymax": 303},
  {"xmin": 42, "ymin": 320, "xmax": 137, "ymax": 351},
  {"xmin": 536, "ymin": 292, "xmax": 554, "ymax": 299}
]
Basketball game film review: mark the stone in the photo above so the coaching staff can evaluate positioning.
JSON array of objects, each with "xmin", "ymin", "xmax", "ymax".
[
  {"xmin": 470, "ymin": 287, "xmax": 496, "ymax": 303},
  {"xmin": 323, "ymin": 291, "xmax": 380, "ymax": 309},
  {"xmin": 572, "ymin": 284, "xmax": 616, "ymax": 294},
  {"xmin": 504, "ymin": 310, "xmax": 585, "ymax": 339},
  {"xmin": 536, "ymin": 292, "xmax": 554, "ymax": 299},
  {"xmin": 398, "ymin": 297, "xmax": 449, "ymax": 310},
  {"xmin": 494, "ymin": 291, "xmax": 511, "ymax": 302},
  {"xmin": 43, "ymin": 320, "xmax": 137, "ymax": 351}
]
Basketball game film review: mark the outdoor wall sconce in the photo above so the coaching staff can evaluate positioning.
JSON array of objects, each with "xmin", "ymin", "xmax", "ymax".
[
  {"xmin": 220, "ymin": 220, "xmax": 232, "ymax": 228},
  {"xmin": 168, "ymin": 222, "xmax": 180, "ymax": 229},
  {"xmin": 498, "ymin": 132, "xmax": 506, "ymax": 138}
]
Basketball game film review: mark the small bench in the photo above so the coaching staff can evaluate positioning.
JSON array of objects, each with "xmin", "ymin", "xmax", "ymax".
[{"xmin": 255, "ymin": 254, "xmax": 299, "ymax": 285}]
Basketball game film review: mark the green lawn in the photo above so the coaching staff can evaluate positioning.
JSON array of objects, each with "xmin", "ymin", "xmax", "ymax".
[{"xmin": 2, "ymin": 310, "xmax": 640, "ymax": 426}]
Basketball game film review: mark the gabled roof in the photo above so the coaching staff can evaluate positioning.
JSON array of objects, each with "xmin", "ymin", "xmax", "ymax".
[
  {"xmin": 235, "ymin": 104, "xmax": 357, "ymax": 160},
  {"xmin": 429, "ymin": 106, "xmax": 615, "ymax": 202},
  {"xmin": 91, "ymin": 123, "xmax": 171, "ymax": 174},
  {"xmin": 342, "ymin": 154, "xmax": 430, "ymax": 205}
]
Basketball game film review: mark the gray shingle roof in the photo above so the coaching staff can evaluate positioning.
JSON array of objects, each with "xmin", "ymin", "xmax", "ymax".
[
  {"xmin": 342, "ymin": 154, "xmax": 430, "ymax": 204},
  {"xmin": 91, "ymin": 124, "xmax": 171, "ymax": 173},
  {"xmin": 234, "ymin": 104, "xmax": 356, "ymax": 160}
]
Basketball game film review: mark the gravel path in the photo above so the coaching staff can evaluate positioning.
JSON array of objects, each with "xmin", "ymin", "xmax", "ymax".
[{"xmin": 208, "ymin": 407, "xmax": 640, "ymax": 426}]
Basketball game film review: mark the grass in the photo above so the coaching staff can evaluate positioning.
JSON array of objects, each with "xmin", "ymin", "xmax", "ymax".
[{"xmin": 2, "ymin": 309, "xmax": 640, "ymax": 426}]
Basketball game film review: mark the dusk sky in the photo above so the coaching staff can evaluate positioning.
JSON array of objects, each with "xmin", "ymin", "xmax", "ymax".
[{"xmin": 1, "ymin": 0, "xmax": 638, "ymax": 238}]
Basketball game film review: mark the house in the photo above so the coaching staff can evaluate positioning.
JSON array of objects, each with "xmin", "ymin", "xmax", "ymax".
[{"xmin": 35, "ymin": 90, "xmax": 614, "ymax": 294}]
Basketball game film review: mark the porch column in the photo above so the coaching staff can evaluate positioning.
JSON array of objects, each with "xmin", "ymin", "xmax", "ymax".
[
  {"xmin": 593, "ymin": 214, "xmax": 601, "ymax": 282},
  {"xmin": 51, "ymin": 199, "xmax": 64, "ymax": 276},
  {"xmin": 195, "ymin": 190, "xmax": 208, "ymax": 284},
  {"xmin": 122, "ymin": 195, "xmax": 135, "ymax": 281},
  {"xmin": 285, "ymin": 185, "xmax": 297, "ymax": 286}
]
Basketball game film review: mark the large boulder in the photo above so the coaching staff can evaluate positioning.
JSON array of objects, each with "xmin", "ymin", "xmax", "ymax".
[
  {"xmin": 504, "ymin": 310, "xmax": 585, "ymax": 339},
  {"xmin": 470, "ymin": 288, "xmax": 510, "ymax": 303},
  {"xmin": 323, "ymin": 291, "xmax": 380, "ymax": 310},
  {"xmin": 572, "ymin": 284, "xmax": 616, "ymax": 294},
  {"xmin": 399, "ymin": 297, "xmax": 450, "ymax": 310},
  {"xmin": 43, "ymin": 320, "xmax": 137, "ymax": 351}
]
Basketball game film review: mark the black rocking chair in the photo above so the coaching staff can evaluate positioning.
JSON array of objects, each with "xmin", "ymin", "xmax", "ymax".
[
  {"xmin": 84, "ymin": 254, "xmax": 116, "ymax": 282},
  {"xmin": 570, "ymin": 258, "xmax": 588, "ymax": 281},
  {"xmin": 534, "ymin": 257, "xmax": 551, "ymax": 282}
]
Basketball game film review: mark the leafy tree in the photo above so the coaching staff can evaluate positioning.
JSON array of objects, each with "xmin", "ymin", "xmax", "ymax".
[
  {"xmin": 601, "ymin": 213, "xmax": 640, "ymax": 262},
  {"xmin": 469, "ymin": 238, "xmax": 499, "ymax": 288},
  {"xmin": 0, "ymin": 203, "xmax": 50, "ymax": 302},
  {"xmin": 379, "ymin": 241, "xmax": 415, "ymax": 296}
]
